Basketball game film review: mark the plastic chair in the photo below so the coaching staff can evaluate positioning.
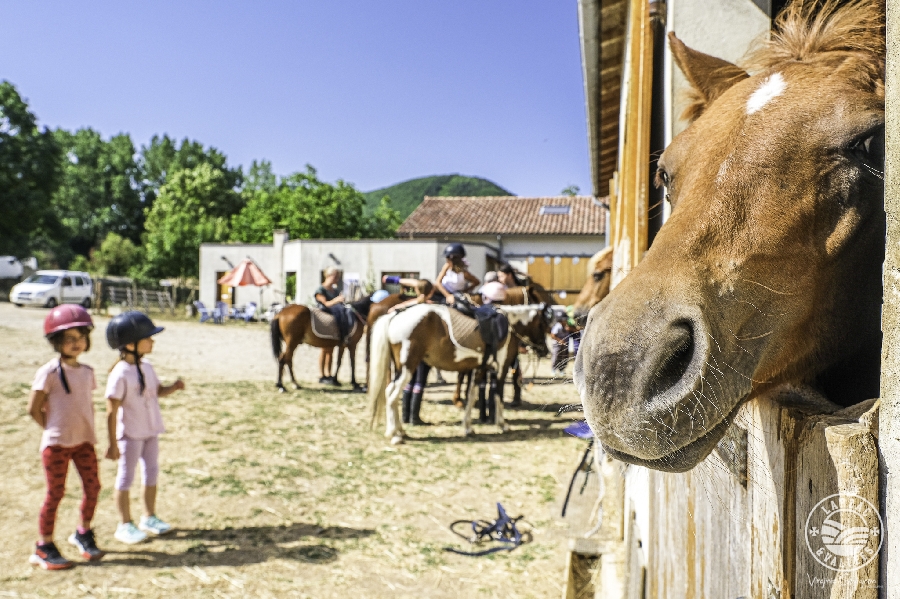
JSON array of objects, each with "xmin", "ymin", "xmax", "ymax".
[
  {"xmin": 213, "ymin": 302, "xmax": 228, "ymax": 324},
  {"xmin": 241, "ymin": 302, "xmax": 258, "ymax": 322},
  {"xmin": 194, "ymin": 301, "xmax": 213, "ymax": 324}
]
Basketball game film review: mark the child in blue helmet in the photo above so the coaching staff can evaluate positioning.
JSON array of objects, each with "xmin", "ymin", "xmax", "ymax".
[{"xmin": 104, "ymin": 311, "xmax": 184, "ymax": 544}]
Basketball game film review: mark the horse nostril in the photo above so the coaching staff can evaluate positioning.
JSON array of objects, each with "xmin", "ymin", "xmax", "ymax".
[{"xmin": 647, "ymin": 321, "xmax": 695, "ymax": 400}]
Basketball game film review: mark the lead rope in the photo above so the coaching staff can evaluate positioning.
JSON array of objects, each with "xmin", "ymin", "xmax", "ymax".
[{"xmin": 443, "ymin": 503, "xmax": 527, "ymax": 556}]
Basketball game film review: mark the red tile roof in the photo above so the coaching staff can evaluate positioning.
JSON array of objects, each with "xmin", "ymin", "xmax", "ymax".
[{"xmin": 397, "ymin": 196, "xmax": 607, "ymax": 236}]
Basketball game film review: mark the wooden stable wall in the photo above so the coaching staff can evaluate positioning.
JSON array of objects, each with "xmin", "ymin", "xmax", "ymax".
[{"xmin": 586, "ymin": 398, "xmax": 881, "ymax": 599}]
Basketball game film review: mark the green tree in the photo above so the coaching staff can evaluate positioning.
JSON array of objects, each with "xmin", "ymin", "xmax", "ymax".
[
  {"xmin": 52, "ymin": 128, "xmax": 143, "ymax": 255},
  {"xmin": 90, "ymin": 232, "xmax": 139, "ymax": 276},
  {"xmin": 244, "ymin": 159, "xmax": 277, "ymax": 194},
  {"xmin": 0, "ymin": 81, "xmax": 63, "ymax": 257},
  {"xmin": 561, "ymin": 184, "xmax": 580, "ymax": 196},
  {"xmin": 232, "ymin": 165, "xmax": 375, "ymax": 242},
  {"xmin": 141, "ymin": 164, "xmax": 236, "ymax": 278},
  {"xmin": 138, "ymin": 134, "xmax": 242, "ymax": 213},
  {"xmin": 362, "ymin": 196, "xmax": 403, "ymax": 238}
]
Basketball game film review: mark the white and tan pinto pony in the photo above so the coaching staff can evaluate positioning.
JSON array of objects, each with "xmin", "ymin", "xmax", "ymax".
[{"xmin": 368, "ymin": 303, "xmax": 549, "ymax": 445}]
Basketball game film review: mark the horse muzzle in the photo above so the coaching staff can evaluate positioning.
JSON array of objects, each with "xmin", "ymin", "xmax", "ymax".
[{"xmin": 576, "ymin": 295, "xmax": 737, "ymax": 470}]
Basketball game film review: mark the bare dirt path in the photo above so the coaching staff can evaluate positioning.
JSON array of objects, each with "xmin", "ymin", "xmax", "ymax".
[{"xmin": 0, "ymin": 304, "xmax": 591, "ymax": 598}]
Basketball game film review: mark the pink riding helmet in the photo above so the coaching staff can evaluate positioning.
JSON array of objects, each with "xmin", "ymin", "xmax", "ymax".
[
  {"xmin": 481, "ymin": 281, "xmax": 508, "ymax": 304},
  {"xmin": 44, "ymin": 304, "xmax": 94, "ymax": 337}
]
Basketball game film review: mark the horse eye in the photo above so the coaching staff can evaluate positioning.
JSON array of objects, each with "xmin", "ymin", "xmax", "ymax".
[
  {"xmin": 658, "ymin": 169, "xmax": 670, "ymax": 187},
  {"xmin": 592, "ymin": 272, "xmax": 604, "ymax": 282},
  {"xmin": 849, "ymin": 126, "xmax": 885, "ymax": 180}
]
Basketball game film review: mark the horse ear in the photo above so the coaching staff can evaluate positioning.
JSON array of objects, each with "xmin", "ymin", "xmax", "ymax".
[{"xmin": 669, "ymin": 32, "xmax": 749, "ymax": 121}]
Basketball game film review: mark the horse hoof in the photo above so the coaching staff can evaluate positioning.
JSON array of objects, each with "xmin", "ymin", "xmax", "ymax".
[
  {"xmin": 276, "ymin": 386, "xmax": 287, "ymax": 393},
  {"xmin": 294, "ymin": 385, "xmax": 302, "ymax": 391},
  {"xmin": 351, "ymin": 385, "xmax": 365, "ymax": 394},
  {"xmin": 463, "ymin": 427, "xmax": 473, "ymax": 437},
  {"xmin": 500, "ymin": 424, "xmax": 510, "ymax": 433},
  {"xmin": 391, "ymin": 435, "xmax": 405, "ymax": 445}
]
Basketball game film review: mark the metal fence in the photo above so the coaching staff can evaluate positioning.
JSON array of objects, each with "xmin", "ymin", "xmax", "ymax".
[{"xmin": 106, "ymin": 287, "xmax": 176, "ymax": 315}]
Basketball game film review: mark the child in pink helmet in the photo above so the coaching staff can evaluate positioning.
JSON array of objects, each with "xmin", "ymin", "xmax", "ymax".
[{"xmin": 28, "ymin": 305, "xmax": 104, "ymax": 570}]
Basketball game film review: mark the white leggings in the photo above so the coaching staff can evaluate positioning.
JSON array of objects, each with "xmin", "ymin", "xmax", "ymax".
[{"xmin": 115, "ymin": 435, "xmax": 159, "ymax": 491}]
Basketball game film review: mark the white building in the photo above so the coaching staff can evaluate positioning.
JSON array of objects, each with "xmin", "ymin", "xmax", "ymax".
[
  {"xmin": 397, "ymin": 195, "xmax": 607, "ymax": 304},
  {"xmin": 199, "ymin": 232, "xmax": 490, "ymax": 308}
]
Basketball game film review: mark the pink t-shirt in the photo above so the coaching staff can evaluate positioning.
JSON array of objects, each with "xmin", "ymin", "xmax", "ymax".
[
  {"xmin": 31, "ymin": 359, "xmax": 97, "ymax": 452},
  {"xmin": 105, "ymin": 359, "xmax": 165, "ymax": 440}
]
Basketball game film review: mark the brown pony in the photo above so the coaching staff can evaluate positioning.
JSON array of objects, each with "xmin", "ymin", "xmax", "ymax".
[
  {"xmin": 572, "ymin": 247, "xmax": 613, "ymax": 325},
  {"xmin": 451, "ymin": 283, "xmax": 555, "ymax": 407},
  {"xmin": 271, "ymin": 297, "xmax": 374, "ymax": 392},
  {"xmin": 369, "ymin": 302, "xmax": 552, "ymax": 444},
  {"xmin": 576, "ymin": 0, "xmax": 885, "ymax": 472}
]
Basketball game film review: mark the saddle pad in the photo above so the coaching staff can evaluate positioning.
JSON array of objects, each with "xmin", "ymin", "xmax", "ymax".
[
  {"xmin": 448, "ymin": 308, "xmax": 484, "ymax": 353},
  {"xmin": 309, "ymin": 307, "xmax": 360, "ymax": 341},
  {"xmin": 310, "ymin": 308, "xmax": 340, "ymax": 340}
]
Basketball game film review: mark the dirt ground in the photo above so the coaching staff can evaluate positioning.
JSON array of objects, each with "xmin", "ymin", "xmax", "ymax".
[{"xmin": 0, "ymin": 303, "xmax": 592, "ymax": 598}]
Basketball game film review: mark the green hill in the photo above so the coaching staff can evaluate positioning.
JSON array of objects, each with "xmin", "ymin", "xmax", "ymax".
[{"xmin": 364, "ymin": 175, "xmax": 513, "ymax": 219}]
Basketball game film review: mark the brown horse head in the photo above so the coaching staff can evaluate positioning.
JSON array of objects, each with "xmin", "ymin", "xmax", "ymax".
[
  {"xmin": 573, "ymin": 247, "xmax": 613, "ymax": 324},
  {"xmin": 576, "ymin": 0, "xmax": 885, "ymax": 472}
]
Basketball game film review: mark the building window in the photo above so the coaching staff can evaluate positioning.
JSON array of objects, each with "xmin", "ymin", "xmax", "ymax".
[
  {"xmin": 381, "ymin": 271, "xmax": 420, "ymax": 296},
  {"xmin": 539, "ymin": 205, "xmax": 571, "ymax": 215}
]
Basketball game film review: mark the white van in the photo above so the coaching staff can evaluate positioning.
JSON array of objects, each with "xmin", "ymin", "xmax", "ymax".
[{"xmin": 10, "ymin": 270, "xmax": 94, "ymax": 308}]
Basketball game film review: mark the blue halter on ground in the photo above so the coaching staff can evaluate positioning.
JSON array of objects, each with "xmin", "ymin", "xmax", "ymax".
[{"xmin": 444, "ymin": 503, "xmax": 526, "ymax": 556}]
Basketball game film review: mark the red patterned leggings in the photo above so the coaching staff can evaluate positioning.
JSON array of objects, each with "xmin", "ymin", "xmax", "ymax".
[{"xmin": 40, "ymin": 443, "xmax": 100, "ymax": 537}]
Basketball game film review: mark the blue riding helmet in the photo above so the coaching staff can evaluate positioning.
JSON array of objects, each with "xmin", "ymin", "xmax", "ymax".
[{"xmin": 443, "ymin": 243, "xmax": 466, "ymax": 258}]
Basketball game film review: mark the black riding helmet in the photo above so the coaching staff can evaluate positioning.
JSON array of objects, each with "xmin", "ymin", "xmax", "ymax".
[
  {"xmin": 444, "ymin": 243, "xmax": 466, "ymax": 258},
  {"xmin": 106, "ymin": 311, "xmax": 165, "ymax": 349},
  {"xmin": 107, "ymin": 311, "xmax": 164, "ymax": 394}
]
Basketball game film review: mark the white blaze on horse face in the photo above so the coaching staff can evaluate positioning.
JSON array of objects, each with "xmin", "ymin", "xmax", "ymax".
[{"xmin": 746, "ymin": 72, "xmax": 785, "ymax": 115}]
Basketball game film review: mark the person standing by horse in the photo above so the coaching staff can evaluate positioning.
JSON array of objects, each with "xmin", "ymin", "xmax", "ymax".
[
  {"xmin": 398, "ymin": 244, "xmax": 481, "ymax": 425},
  {"xmin": 314, "ymin": 268, "xmax": 347, "ymax": 384}
]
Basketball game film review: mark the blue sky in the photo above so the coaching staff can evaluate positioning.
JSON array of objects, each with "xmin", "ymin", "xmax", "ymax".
[{"xmin": 1, "ymin": 1, "xmax": 590, "ymax": 196}]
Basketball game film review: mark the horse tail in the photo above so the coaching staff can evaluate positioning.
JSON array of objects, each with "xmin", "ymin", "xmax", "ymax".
[
  {"xmin": 270, "ymin": 314, "xmax": 283, "ymax": 359},
  {"xmin": 368, "ymin": 314, "xmax": 393, "ymax": 430}
]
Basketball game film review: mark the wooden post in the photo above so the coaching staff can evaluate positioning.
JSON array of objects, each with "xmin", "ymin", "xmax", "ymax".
[
  {"xmin": 881, "ymin": 0, "xmax": 900, "ymax": 597},
  {"xmin": 610, "ymin": 0, "xmax": 653, "ymax": 288}
]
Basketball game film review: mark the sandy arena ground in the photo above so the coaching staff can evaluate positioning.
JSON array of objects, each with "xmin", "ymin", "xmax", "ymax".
[{"xmin": 0, "ymin": 303, "xmax": 592, "ymax": 598}]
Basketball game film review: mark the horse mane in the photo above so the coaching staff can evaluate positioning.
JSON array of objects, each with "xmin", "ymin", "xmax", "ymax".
[
  {"xmin": 744, "ymin": 0, "xmax": 884, "ymax": 85},
  {"xmin": 587, "ymin": 247, "xmax": 613, "ymax": 274}
]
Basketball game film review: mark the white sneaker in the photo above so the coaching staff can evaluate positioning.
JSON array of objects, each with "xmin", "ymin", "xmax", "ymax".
[
  {"xmin": 139, "ymin": 515, "xmax": 172, "ymax": 535},
  {"xmin": 115, "ymin": 522, "xmax": 148, "ymax": 544}
]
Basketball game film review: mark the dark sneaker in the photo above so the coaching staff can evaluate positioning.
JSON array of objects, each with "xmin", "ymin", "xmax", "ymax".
[
  {"xmin": 68, "ymin": 530, "xmax": 105, "ymax": 561},
  {"xmin": 29, "ymin": 542, "xmax": 74, "ymax": 570}
]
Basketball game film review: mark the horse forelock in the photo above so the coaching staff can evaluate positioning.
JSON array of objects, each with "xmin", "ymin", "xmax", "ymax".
[{"xmin": 744, "ymin": 0, "xmax": 884, "ymax": 80}]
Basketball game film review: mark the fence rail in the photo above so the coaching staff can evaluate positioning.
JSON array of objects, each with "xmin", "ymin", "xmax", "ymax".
[{"xmin": 106, "ymin": 287, "xmax": 176, "ymax": 315}]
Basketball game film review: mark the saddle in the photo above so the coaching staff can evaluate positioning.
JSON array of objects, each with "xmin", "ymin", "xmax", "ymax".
[
  {"xmin": 309, "ymin": 306, "xmax": 358, "ymax": 342},
  {"xmin": 447, "ymin": 303, "xmax": 509, "ymax": 367}
]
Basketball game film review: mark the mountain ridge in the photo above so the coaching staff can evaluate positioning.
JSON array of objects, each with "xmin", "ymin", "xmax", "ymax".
[{"xmin": 364, "ymin": 174, "xmax": 513, "ymax": 219}]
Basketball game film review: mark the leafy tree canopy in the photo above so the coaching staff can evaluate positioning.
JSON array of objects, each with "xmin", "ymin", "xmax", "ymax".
[
  {"xmin": 141, "ymin": 164, "xmax": 236, "ymax": 279},
  {"xmin": 139, "ymin": 134, "xmax": 242, "ymax": 212},
  {"xmin": 233, "ymin": 165, "xmax": 400, "ymax": 243},
  {"xmin": 0, "ymin": 81, "xmax": 63, "ymax": 257},
  {"xmin": 52, "ymin": 128, "xmax": 143, "ymax": 255}
]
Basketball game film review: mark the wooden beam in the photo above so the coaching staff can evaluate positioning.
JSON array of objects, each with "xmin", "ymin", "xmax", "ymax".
[{"xmin": 880, "ymin": 0, "xmax": 900, "ymax": 596}]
